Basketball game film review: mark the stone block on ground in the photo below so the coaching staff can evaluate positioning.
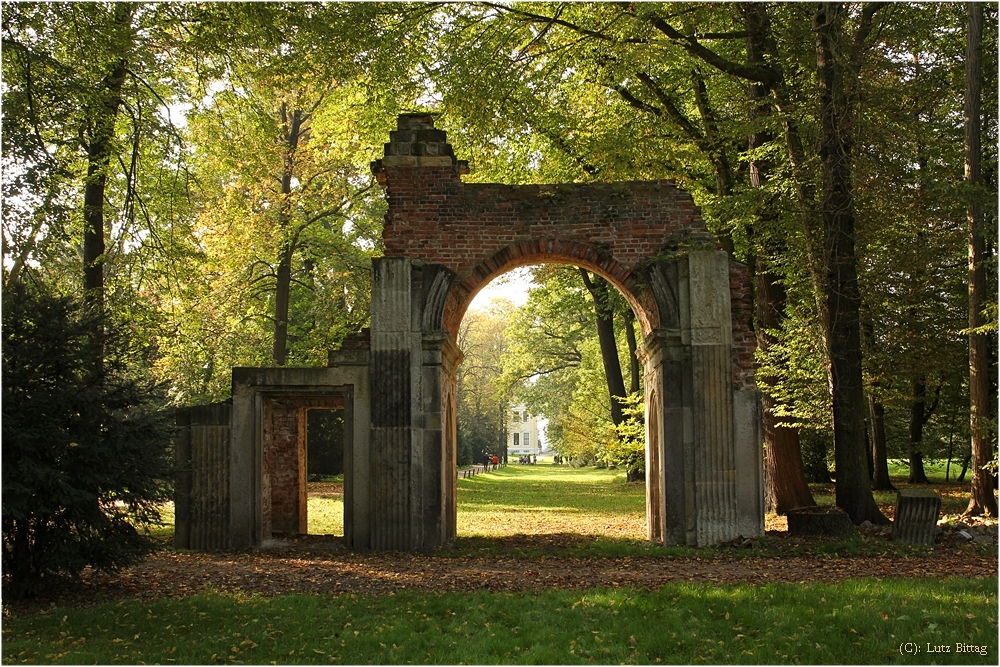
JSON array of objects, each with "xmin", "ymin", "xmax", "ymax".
[
  {"xmin": 891, "ymin": 489, "xmax": 941, "ymax": 545},
  {"xmin": 786, "ymin": 506, "xmax": 857, "ymax": 537}
]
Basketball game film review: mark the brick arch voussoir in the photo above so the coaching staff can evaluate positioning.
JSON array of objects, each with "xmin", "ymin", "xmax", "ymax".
[{"xmin": 440, "ymin": 238, "xmax": 660, "ymax": 337}]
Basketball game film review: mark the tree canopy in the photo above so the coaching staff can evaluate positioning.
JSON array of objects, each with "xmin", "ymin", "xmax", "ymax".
[{"xmin": 2, "ymin": 1, "xmax": 995, "ymax": 524}]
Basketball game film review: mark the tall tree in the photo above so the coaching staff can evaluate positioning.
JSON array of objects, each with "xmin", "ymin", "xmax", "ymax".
[
  {"xmin": 813, "ymin": 2, "xmax": 888, "ymax": 524},
  {"xmin": 168, "ymin": 3, "xmax": 386, "ymax": 385},
  {"xmin": 743, "ymin": 2, "xmax": 815, "ymax": 513},
  {"xmin": 963, "ymin": 1, "xmax": 997, "ymax": 517},
  {"xmin": 2, "ymin": 2, "xmax": 192, "ymax": 363},
  {"xmin": 579, "ymin": 269, "xmax": 629, "ymax": 428}
]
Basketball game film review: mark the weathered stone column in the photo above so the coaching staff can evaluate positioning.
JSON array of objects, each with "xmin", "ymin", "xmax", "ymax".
[
  {"xmin": 369, "ymin": 258, "xmax": 460, "ymax": 551},
  {"xmin": 370, "ymin": 258, "xmax": 417, "ymax": 550},
  {"xmin": 640, "ymin": 251, "xmax": 762, "ymax": 546},
  {"xmin": 420, "ymin": 332, "xmax": 463, "ymax": 546}
]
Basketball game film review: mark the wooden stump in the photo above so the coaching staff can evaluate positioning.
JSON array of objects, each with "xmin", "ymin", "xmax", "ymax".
[
  {"xmin": 891, "ymin": 489, "xmax": 941, "ymax": 545},
  {"xmin": 786, "ymin": 506, "xmax": 857, "ymax": 537}
]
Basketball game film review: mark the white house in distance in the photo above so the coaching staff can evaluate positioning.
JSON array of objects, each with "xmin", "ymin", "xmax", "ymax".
[{"xmin": 507, "ymin": 404, "xmax": 542, "ymax": 458}]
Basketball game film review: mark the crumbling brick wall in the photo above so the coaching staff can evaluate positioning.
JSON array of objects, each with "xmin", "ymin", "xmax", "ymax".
[{"xmin": 373, "ymin": 114, "xmax": 756, "ymax": 391}]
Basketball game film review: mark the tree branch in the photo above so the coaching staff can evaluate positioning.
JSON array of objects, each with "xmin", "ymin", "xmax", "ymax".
[
  {"xmin": 635, "ymin": 71, "xmax": 704, "ymax": 142},
  {"xmin": 635, "ymin": 9, "xmax": 781, "ymax": 86}
]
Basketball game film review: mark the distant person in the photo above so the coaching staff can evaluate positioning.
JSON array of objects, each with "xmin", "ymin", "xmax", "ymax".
[
  {"xmin": 482, "ymin": 453, "xmax": 490, "ymax": 468},
  {"xmin": 492, "ymin": 454, "xmax": 499, "ymax": 466}
]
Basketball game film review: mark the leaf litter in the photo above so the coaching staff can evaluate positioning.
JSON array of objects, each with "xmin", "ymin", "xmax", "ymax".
[{"xmin": 5, "ymin": 535, "xmax": 994, "ymax": 615}]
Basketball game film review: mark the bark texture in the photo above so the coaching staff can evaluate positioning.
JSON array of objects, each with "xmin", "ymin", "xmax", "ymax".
[
  {"xmin": 580, "ymin": 269, "xmax": 627, "ymax": 427},
  {"xmin": 907, "ymin": 377, "xmax": 934, "ymax": 484},
  {"xmin": 964, "ymin": 1, "xmax": 998, "ymax": 517},
  {"xmin": 867, "ymin": 396, "xmax": 895, "ymax": 491},
  {"xmin": 272, "ymin": 105, "xmax": 306, "ymax": 366},
  {"xmin": 814, "ymin": 2, "xmax": 887, "ymax": 524}
]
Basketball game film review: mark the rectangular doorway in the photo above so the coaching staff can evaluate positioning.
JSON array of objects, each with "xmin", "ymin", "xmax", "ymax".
[
  {"xmin": 306, "ymin": 406, "xmax": 345, "ymax": 536},
  {"xmin": 262, "ymin": 395, "xmax": 345, "ymax": 539}
]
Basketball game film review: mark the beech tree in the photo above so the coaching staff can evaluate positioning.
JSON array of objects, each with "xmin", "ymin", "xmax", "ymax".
[
  {"xmin": 181, "ymin": 3, "xmax": 385, "ymax": 370},
  {"xmin": 419, "ymin": 1, "xmax": 994, "ymax": 520},
  {"xmin": 2, "ymin": 3, "xmax": 193, "ymax": 356},
  {"xmin": 964, "ymin": 1, "xmax": 998, "ymax": 517}
]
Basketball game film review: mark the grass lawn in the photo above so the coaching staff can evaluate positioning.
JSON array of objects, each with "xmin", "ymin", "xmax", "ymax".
[
  {"xmin": 886, "ymin": 459, "xmax": 975, "ymax": 485},
  {"xmin": 456, "ymin": 464, "xmax": 645, "ymax": 538},
  {"xmin": 302, "ymin": 465, "xmax": 647, "ymax": 550},
  {"xmin": 2, "ymin": 578, "xmax": 995, "ymax": 665},
  {"xmin": 4, "ymin": 463, "xmax": 996, "ymax": 665}
]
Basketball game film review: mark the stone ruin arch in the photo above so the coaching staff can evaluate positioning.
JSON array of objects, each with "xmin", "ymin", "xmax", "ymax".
[{"xmin": 174, "ymin": 114, "xmax": 763, "ymax": 551}]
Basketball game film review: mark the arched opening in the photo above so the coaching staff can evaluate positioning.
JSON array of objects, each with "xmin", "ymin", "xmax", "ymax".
[
  {"xmin": 179, "ymin": 114, "xmax": 762, "ymax": 553},
  {"xmin": 443, "ymin": 239, "xmax": 659, "ymax": 339},
  {"xmin": 360, "ymin": 114, "xmax": 762, "ymax": 551},
  {"xmin": 453, "ymin": 260, "xmax": 650, "ymax": 544}
]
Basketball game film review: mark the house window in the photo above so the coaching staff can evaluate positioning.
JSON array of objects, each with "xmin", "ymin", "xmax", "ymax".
[
  {"xmin": 512, "ymin": 411, "xmax": 521, "ymax": 423},
  {"xmin": 513, "ymin": 433, "xmax": 519, "ymax": 447},
  {"xmin": 522, "ymin": 411, "xmax": 529, "ymax": 422},
  {"xmin": 523, "ymin": 431, "xmax": 530, "ymax": 447}
]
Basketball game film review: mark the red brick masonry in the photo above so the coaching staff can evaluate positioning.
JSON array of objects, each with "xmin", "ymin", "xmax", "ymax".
[{"xmin": 373, "ymin": 115, "xmax": 756, "ymax": 390}]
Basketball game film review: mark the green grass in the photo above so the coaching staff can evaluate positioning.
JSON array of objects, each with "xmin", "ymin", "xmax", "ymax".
[
  {"xmin": 456, "ymin": 465, "xmax": 645, "ymax": 537},
  {"xmin": 2, "ymin": 578, "xmax": 994, "ymax": 665},
  {"xmin": 308, "ymin": 497, "xmax": 344, "ymax": 536},
  {"xmin": 303, "ymin": 464, "xmax": 648, "ymax": 547},
  {"xmin": 166, "ymin": 464, "xmax": 990, "ymax": 559},
  {"xmin": 448, "ymin": 464, "xmax": 664, "ymax": 557},
  {"xmin": 886, "ymin": 459, "xmax": 973, "ymax": 485},
  {"xmin": 6, "ymin": 465, "xmax": 996, "ymax": 664},
  {"xmin": 137, "ymin": 463, "xmax": 995, "ymax": 562}
]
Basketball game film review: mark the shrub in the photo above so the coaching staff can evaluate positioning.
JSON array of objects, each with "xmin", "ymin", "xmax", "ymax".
[{"xmin": 1, "ymin": 281, "xmax": 172, "ymax": 598}]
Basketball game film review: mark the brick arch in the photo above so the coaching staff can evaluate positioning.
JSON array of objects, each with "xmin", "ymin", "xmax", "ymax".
[
  {"xmin": 441, "ymin": 238, "xmax": 659, "ymax": 337},
  {"xmin": 360, "ymin": 114, "xmax": 763, "ymax": 552}
]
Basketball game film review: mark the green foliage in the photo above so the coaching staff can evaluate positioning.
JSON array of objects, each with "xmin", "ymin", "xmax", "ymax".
[
  {"xmin": 457, "ymin": 301, "xmax": 516, "ymax": 462},
  {"xmin": 500, "ymin": 266, "xmax": 642, "ymax": 471},
  {"xmin": 2, "ymin": 579, "xmax": 995, "ymax": 664},
  {"xmin": 602, "ymin": 392, "xmax": 646, "ymax": 478},
  {"xmin": 1, "ymin": 281, "xmax": 172, "ymax": 599},
  {"xmin": 1, "ymin": 2, "xmax": 197, "ymax": 295}
]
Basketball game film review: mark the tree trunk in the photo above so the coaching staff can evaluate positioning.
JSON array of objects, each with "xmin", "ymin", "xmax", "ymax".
[
  {"xmin": 272, "ymin": 105, "xmax": 305, "ymax": 366},
  {"xmin": 959, "ymin": 454, "xmax": 972, "ymax": 483},
  {"xmin": 579, "ymin": 269, "xmax": 627, "ymax": 427},
  {"xmin": 814, "ymin": 2, "xmax": 888, "ymax": 525},
  {"xmin": 758, "ymin": 266, "xmax": 817, "ymax": 514},
  {"xmin": 744, "ymin": 4, "xmax": 816, "ymax": 515},
  {"xmin": 963, "ymin": 2, "xmax": 998, "ymax": 516},
  {"xmin": 82, "ymin": 53, "xmax": 128, "ymax": 373},
  {"xmin": 868, "ymin": 395, "xmax": 895, "ymax": 491},
  {"xmin": 272, "ymin": 245, "xmax": 294, "ymax": 365},
  {"xmin": 907, "ymin": 376, "xmax": 931, "ymax": 483},
  {"xmin": 623, "ymin": 309, "xmax": 640, "ymax": 395}
]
